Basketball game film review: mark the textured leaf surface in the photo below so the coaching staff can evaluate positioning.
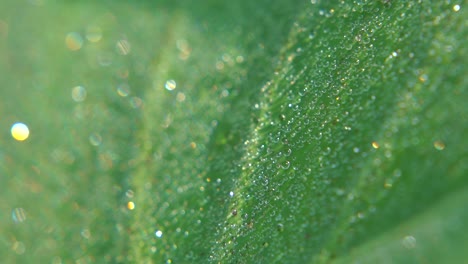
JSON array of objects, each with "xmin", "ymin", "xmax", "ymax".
[{"xmin": 0, "ymin": 1, "xmax": 466, "ymax": 263}]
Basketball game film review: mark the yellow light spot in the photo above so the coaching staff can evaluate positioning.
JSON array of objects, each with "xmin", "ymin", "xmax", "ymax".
[
  {"xmin": 433, "ymin": 140, "xmax": 445, "ymax": 151},
  {"xmin": 453, "ymin": 4, "xmax": 460, "ymax": 12},
  {"xmin": 372, "ymin": 141, "xmax": 380, "ymax": 149},
  {"xmin": 65, "ymin": 32, "xmax": 84, "ymax": 51},
  {"xmin": 127, "ymin": 201, "xmax": 135, "ymax": 210},
  {"xmin": 384, "ymin": 178, "xmax": 394, "ymax": 189},
  {"xmin": 418, "ymin": 73, "xmax": 428, "ymax": 83},
  {"xmin": 11, "ymin": 123, "xmax": 30, "ymax": 141},
  {"xmin": 190, "ymin": 142, "xmax": 197, "ymax": 149}
]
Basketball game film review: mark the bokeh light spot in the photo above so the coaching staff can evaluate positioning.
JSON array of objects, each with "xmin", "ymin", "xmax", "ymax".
[
  {"xmin": 12, "ymin": 241, "xmax": 25, "ymax": 255},
  {"xmin": 86, "ymin": 26, "xmax": 103, "ymax": 43},
  {"xmin": 71, "ymin": 85, "xmax": 87, "ymax": 102},
  {"xmin": 116, "ymin": 39, "xmax": 131, "ymax": 55},
  {"xmin": 12, "ymin": 208, "xmax": 27, "ymax": 223},
  {"xmin": 402, "ymin": 235, "xmax": 417, "ymax": 249},
  {"xmin": 11, "ymin": 123, "xmax": 30, "ymax": 141},
  {"xmin": 65, "ymin": 32, "xmax": 84, "ymax": 51},
  {"xmin": 165, "ymin": 80, "xmax": 176, "ymax": 91},
  {"xmin": 433, "ymin": 140, "xmax": 445, "ymax": 151},
  {"xmin": 155, "ymin": 230, "xmax": 163, "ymax": 238},
  {"xmin": 117, "ymin": 83, "xmax": 130, "ymax": 97},
  {"xmin": 89, "ymin": 133, "xmax": 102, "ymax": 146}
]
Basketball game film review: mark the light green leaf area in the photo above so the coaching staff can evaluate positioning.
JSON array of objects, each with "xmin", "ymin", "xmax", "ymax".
[{"xmin": 0, "ymin": 0, "xmax": 466, "ymax": 263}]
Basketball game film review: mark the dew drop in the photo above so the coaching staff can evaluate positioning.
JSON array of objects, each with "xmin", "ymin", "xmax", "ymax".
[
  {"xmin": 281, "ymin": 161, "xmax": 290, "ymax": 170},
  {"xmin": 277, "ymin": 223, "xmax": 284, "ymax": 232}
]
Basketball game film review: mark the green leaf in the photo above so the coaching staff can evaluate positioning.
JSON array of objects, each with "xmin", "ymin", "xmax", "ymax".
[{"xmin": 0, "ymin": 0, "xmax": 466, "ymax": 263}]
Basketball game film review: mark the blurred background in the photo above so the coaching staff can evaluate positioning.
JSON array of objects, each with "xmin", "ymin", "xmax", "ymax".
[{"xmin": 0, "ymin": 1, "xmax": 300, "ymax": 262}]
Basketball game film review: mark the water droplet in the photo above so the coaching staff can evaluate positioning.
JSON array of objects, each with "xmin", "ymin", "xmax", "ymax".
[
  {"xmin": 277, "ymin": 223, "xmax": 284, "ymax": 232},
  {"xmin": 229, "ymin": 191, "xmax": 234, "ymax": 197},
  {"xmin": 11, "ymin": 123, "xmax": 30, "ymax": 141},
  {"xmin": 453, "ymin": 4, "xmax": 461, "ymax": 12},
  {"xmin": 281, "ymin": 161, "xmax": 290, "ymax": 170}
]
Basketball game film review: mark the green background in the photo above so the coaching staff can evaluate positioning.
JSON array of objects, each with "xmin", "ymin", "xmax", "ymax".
[{"xmin": 0, "ymin": 0, "xmax": 466, "ymax": 263}]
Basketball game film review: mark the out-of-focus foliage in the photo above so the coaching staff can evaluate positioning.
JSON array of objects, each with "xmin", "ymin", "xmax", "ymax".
[{"xmin": 0, "ymin": 0, "xmax": 466, "ymax": 263}]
